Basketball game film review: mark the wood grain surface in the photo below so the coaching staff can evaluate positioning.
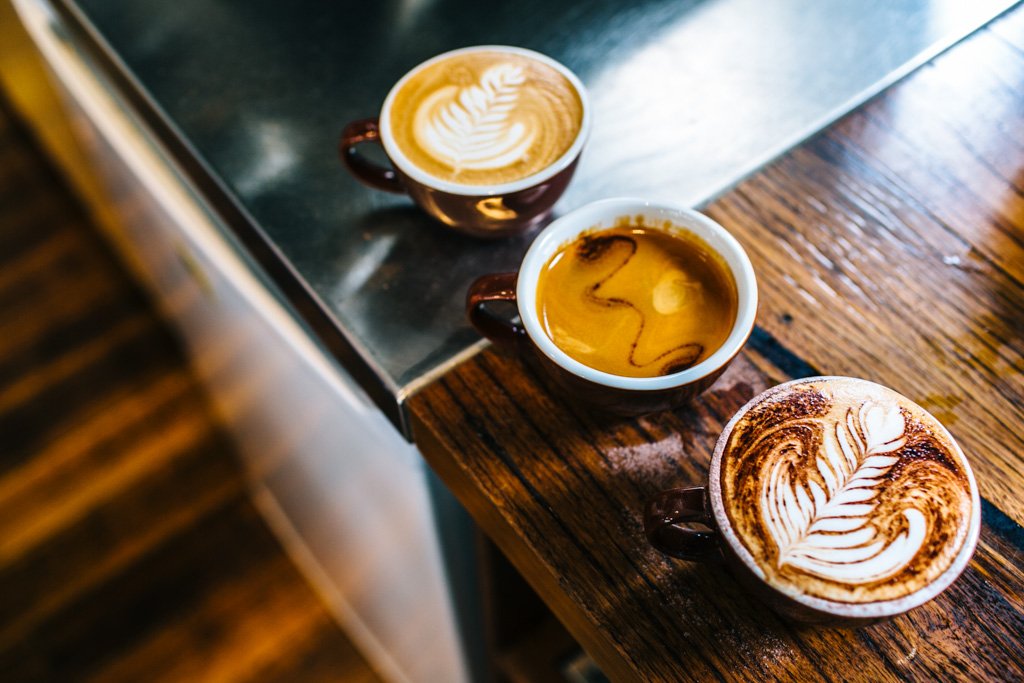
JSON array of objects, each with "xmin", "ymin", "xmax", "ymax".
[
  {"xmin": 409, "ymin": 8, "xmax": 1024, "ymax": 682},
  {"xmin": 0, "ymin": 93, "xmax": 379, "ymax": 682}
]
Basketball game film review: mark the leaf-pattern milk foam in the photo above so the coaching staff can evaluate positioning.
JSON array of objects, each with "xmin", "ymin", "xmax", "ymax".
[
  {"xmin": 719, "ymin": 377, "xmax": 976, "ymax": 604},
  {"xmin": 388, "ymin": 50, "xmax": 584, "ymax": 186}
]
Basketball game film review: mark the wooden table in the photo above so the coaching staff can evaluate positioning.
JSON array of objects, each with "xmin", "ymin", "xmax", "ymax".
[{"xmin": 410, "ymin": 9, "xmax": 1024, "ymax": 682}]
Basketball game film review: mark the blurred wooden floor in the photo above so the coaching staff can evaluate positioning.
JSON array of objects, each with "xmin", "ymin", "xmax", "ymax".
[{"xmin": 0, "ymin": 94, "xmax": 380, "ymax": 682}]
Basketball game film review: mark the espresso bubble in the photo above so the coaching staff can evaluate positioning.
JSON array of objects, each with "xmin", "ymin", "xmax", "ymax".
[
  {"xmin": 720, "ymin": 378, "xmax": 975, "ymax": 604},
  {"xmin": 389, "ymin": 50, "xmax": 583, "ymax": 186},
  {"xmin": 536, "ymin": 223, "xmax": 737, "ymax": 378}
]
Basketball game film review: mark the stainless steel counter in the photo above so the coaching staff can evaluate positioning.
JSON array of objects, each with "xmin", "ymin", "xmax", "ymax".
[{"xmin": 59, "ymin": 0, "xmax": 1018, "ymax": 435}]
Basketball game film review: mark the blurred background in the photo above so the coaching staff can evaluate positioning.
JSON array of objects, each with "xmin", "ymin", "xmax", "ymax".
[{"xmin": 0, "ymin": 3, "xmax": 384, "ymax": 681}]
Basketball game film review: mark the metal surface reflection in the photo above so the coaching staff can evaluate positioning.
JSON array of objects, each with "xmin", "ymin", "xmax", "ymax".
[{"xmin": 71, "ymin": 0, "xmax": 1018, "ymax": 422}]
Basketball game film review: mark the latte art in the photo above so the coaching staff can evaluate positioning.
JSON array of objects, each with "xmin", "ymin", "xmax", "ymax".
[
  {"xmin": 762, "ymin": 401, "xmax": 923, "ymax": 584},
  {"xmin": 388, "ymin": 50, "xmax": 584, "ymax": 186},
  {"xmin": 720, "ymin": 378, "xmax": 975, "ymax": 604},
  {"xmin": 416, "ymin": 64, "xmax": 534, "ymax": 173}
]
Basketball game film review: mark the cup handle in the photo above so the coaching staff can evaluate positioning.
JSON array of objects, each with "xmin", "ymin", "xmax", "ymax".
[
  {"xmin": 339, "ymin": 118, "xmax": 406, "ymax": 194},
  {"xmin": 466, "ymin": 272, "xmax": 526, "ymax": 348},
  {"xmin": 645, "ymin": 487, "xmax": 719, "ymax": 561}
]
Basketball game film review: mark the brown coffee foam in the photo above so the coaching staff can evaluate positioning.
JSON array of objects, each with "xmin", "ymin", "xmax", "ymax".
[
  {"xmin": 720, "ymin": 378, "xmax": 973, "ymax": 604},
  {"xmin": 389, "ymin": 51, "xmax": 583, "ymax": 186}
]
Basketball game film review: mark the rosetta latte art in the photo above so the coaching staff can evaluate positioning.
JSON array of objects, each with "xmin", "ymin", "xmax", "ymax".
[
  {"xmin": 389, "ymin": 50, "xmax": 584, "ymax": 185},
  {"xmin": 761, "ymin": 401, "xmax": 925, "ymax": 584},
  {"xmin": 721, "ymin": 379, "xmax": 974, "ymax": 604},
  {"xmin": 416, "ymin": 64, "xmax": 535, "ymax": 173}
]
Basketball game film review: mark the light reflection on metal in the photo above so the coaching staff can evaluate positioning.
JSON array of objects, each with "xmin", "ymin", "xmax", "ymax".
[
  {"xmin": 234, "ymin": 120, "xmax": 299, "ymax": 196},
  {"xmin": 332, "ymin": 233, "xmax": 398, "ymax": 301}
]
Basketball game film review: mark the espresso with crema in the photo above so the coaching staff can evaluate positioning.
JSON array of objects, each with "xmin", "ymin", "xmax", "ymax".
[
  {"xmin": 388, "ymin": 50, "xmax": 583, "ymax": 186},
  {"xmin": 536, "ymin": 223, "xmax": 738, "ymax": 378},
  {"xmin": 719, "ymin": 377, "xmax": 975, "ymax": 604}
]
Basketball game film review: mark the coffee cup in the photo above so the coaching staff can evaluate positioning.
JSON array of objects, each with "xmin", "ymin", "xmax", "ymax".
[
  {"xmin": 466, "ymin": 198, "xmax": 758, "ymax": 415},
  {"xmin": 340, "ymin": 45, "xmax": 590, "ymax": 238},
  {"xmin": 645, "ymin": 376, "xmax": 981, "ymax": 624}
]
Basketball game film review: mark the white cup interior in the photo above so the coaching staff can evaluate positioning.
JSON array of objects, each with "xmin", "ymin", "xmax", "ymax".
[
  {"xmin": 378, "ymin": 45, "xmax": 591, "ymax": 196},
  {"xmin": 516, "ymin": 197, "xmax": 758, "ymax": 390}
]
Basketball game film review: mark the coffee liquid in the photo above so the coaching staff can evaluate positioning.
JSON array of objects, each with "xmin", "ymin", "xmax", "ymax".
[
  {"xmin": 389, "ymin": 50, "xmax": 583, "ymax": 186},
  {"xmin": 720, "ymin": 378, "xmax": 974, "ymax": 604},
  {"xmin": 536, "ymin": 223, "xmax": 738, "ymax": 378}
]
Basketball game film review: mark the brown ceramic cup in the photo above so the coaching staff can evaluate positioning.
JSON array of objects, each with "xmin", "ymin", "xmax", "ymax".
[
  {"xmin": 466, "ymin": 198, "xmax": 758, "ymax": 415},
  {"xmin": 340, "ymin": 46, "xmax": 590, "ymax": 238},
  {"xmin": 645, "ymin": 376, "xmax": 982, "ymax": 625}
]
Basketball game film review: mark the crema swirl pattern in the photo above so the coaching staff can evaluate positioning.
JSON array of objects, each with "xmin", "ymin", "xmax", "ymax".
[
  {"xmin": 388, "ymin": 50, "xmax": 584, "ymax": 186},
  {"xmin": 721, "ymin": 378, "xmax": 974, "ymax": 604}
]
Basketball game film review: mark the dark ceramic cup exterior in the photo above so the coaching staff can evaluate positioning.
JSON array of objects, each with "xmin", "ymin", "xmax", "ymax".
[
  {"xmin": 340, "ymin": 46, "xmax": 590, "ymax": 238},
  {"xmin": 644, "ymin": 377, "xmax": 982, "ymax": 625},
  {"xmin": 466, "ymin": 198, "xmax": 758, "ymax": 415}
]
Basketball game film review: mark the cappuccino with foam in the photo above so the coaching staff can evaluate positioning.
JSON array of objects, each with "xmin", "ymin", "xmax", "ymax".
[
  {"xmin": 715, "ymin": 377, "xmax": 978, "ymax": 609},
  {"xmin": 387, "ymin": 49, "xmax": 584, "ymax": 186}
]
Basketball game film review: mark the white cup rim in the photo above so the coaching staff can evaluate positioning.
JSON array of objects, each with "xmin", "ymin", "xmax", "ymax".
[
  {"xmin": 379, "ymin": 45, "xmax": 591, "ymax": 196},
  {"xmin": 515, "ymin": 197, "xmax": 758, "ymax": 391},
  {"xmin": 707, "ymin": 376, "xmax": 982, "ymax": 619}
]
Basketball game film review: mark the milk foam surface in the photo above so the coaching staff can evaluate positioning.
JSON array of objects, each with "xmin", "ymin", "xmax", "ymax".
[
  {"xmin": 720, "ymin": 378, "xmax": 973, "ymax": 604},
  {"xmin": 388, "ymin": 51, "xmax": 583, "ymax": 186}
]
